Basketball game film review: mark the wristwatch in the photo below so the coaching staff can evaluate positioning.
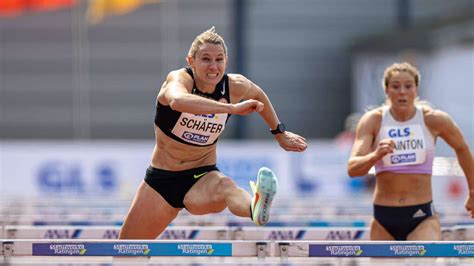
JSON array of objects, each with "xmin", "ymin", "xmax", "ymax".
[{"xmin": 270, "ymin": 123, "xmax": 286, "ymax": 135}]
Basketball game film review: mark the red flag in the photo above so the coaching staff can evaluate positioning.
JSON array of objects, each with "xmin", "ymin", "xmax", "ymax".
[
  {"xmin": 30, "ymin": 0, "xmax": 77, "ymax": 11},
  {"xmin": 0, "ymin": 0, "xmax": 26, "ymax": 17},
  {"xmin": 0, "ymin": 0, "xmax": 77, "ymax": 17}
]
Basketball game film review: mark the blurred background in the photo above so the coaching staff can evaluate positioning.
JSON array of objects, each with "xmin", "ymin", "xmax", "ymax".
[{"xmin": 0, "ymin": 0, "xmax": 472, "ymax": 205}]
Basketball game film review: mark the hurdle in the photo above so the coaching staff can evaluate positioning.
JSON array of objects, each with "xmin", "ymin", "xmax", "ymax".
[
  {"xmin": 1, "ymin": 239, "xmax": 269, "ymax": 258},
  {"xmin": 1, "ymin": 213, "xmax": 373, "ymax": 227},
  {"xmin": 2, "ymin": 208, "xmax": 467, "ymax": 227},
  {"xmin": 2, "ymin": 240, "xmax": 474, "ymax": 258},
  {"xmin": 4, "ymin": 225, "xmax": 474, "ymax": 241},
  {"xmin": 2, "ymin": 225, "xmax": 370, "ymax": 241},
  {"xmin": 275, "ymin": 241, "xmax": 474, "ymax": 257}
]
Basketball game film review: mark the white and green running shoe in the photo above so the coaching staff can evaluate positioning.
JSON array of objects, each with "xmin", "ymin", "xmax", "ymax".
[{"xmin": 250, "ymin": 167, "xmax": 278, "ymax": 226}]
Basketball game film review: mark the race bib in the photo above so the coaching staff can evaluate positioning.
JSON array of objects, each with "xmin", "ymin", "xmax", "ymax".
[
  {"xmin": 171, "ymin": 113, "xmax": 228, "ymax": 146},
  {"xmin": 381, "ymin": 125, "xmax": 426, "ymax": 166}
]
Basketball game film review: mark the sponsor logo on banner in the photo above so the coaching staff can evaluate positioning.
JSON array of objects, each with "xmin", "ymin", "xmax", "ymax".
[
  {"xmin": 453, "ymin": 245, "xmax": 474, "ymax": 255},
  {"xmin": 33, "ymin": 242, "xmax": 232, "ymax": 256},
  {"xmin": 389, "ymin": 245, "xmax": 426, "ymax": 256},
  {"xmin": 325, "ymin": 230, "xmax": 365, "ymax": 240},
  {"xmin": 173, "ymin": 243, "xmax": 232, "ymax": 256},
  {"xmin": 37, "ymin": 161, "xmax": 118, "ymax": 195},
  {"xmin": 43, "ymin": 230, "xmax": 82, "ymax": 239},
  {"xmin": 113, "ymin": 244, "xmax": 150, "ymax": 255},
  {"xmin": 4, "ymin": 140, "xmax": 365, "ymax": 200},
  {"xmin": 390, "ymin": 153, "xmax": 416, "ymax": 164},
  {"xmin": 324, "ymin": 245, "xmax": 363, "ymax": 256},
  {"xmin": 102, "ymin": 230, "xmax": 119, "ymax": 239},
  {"xmin": 33, "ymin": 244, "xmax": 87, "ymax": 256},
  {"xmin": 310, "ymin": 243, "xmax": 474, "ymax": 257},
  {"xmin": 267, "ymin": 230, "xmax": 306, "ymax": 240},
  {"xmin": 177, "ymin": 244, "xmax": 216, "ymax": 255}
]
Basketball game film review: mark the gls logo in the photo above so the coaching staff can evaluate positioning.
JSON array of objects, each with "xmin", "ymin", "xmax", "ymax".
[
  {"xmin": 195, "ymin": 114, "xmax": 215, "ymax": 119},
  {"xmin": 388, "ymin": 127, "xmax": 410, "ymax": 138},
  {"xmin": 37, "ymin": 161, "xmax": 117, "ymax": 194}
]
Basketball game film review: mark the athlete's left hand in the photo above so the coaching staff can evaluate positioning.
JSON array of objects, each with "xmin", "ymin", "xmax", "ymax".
[
  {"xmin": 465, "ymin": 194, "xmax": 474, "ymax": 218},
  {"xmin": 275, "ymin": 131, "xmax": 307, "ymax": 152}
]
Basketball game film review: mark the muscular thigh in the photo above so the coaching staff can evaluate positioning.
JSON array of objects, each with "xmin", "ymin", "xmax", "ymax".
[
  {"xmin": 120, "ymin": 181, "xmax": 180, "ymax": 239},
  {"xmin": 183, "ymin": 171, "xmax": 227, "ymax": 214},
  {"xmin": 370, "ymin": 219, "xmax": 395, "ymax": 240},
  {"xmin": 407, "ymin": 215, "xmax": 441, "ymax": 240}
]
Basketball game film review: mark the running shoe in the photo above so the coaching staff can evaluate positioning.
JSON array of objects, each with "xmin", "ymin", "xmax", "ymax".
[{"xmin": 250, "ymin": 167, "xmax": 278, "ymax": 226}]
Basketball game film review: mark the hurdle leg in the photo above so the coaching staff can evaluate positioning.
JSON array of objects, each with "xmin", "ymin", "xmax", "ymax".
[
  {"xmin": 256, "ymin": 241, "xmax": 267, "ymax": 259},
  {"xmin": 279, "ymin": 242, "xmax": 289, "ymax": 260}
]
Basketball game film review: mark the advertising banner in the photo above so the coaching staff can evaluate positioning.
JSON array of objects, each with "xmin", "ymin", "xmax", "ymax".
[
  {"xmin": 32, "ymin": 242, "xmax": 232, "ymax": 256},
  {"xmin": 0, "ymin": 140, "xmax": 468, "ymax": 204}
]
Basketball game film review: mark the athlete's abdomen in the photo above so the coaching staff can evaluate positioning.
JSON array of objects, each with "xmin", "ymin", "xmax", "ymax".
[
  {"xmin": 374, "ymin": 172, "xmax": 433, "ymax": 206},
  {"xmin": 150, "ymin": 125, "xmax": 217, "ymax": 171}
]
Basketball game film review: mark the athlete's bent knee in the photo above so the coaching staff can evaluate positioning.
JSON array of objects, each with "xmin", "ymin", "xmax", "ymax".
[
  {"xmin": 217, "ymin": 176, "xmax": 237, "ymax": 196},
  {"xmin": 205, "ymin": 176, "xmax": 237, "ymax": 204}
]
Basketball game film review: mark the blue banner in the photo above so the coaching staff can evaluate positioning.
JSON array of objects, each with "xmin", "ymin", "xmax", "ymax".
[
  {"xmin": 309, "ymin": 243, "xmax": 474, "ymax": 257},
  {"xmin": 32, "ymin": 242, "xmax": 232, "ymax": 256}
]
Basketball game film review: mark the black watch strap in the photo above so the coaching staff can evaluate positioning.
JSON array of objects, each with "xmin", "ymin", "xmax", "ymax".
[{"xmin": 270, "ymin": 123, "xmax": 286, "ymax": 135}]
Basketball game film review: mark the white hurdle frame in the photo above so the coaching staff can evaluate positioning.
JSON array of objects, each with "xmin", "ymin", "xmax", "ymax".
[
  {"xmin": 2, "ymin": 240, "xmax": 474, "ymax": 258},
  {"xmin": 1, "ymin": 239, "xmax": 269, "ymax": 257},
  {"xmin": 1, "ymin": 225, "xmax": 371, "ymax": 241},
  {"xmin": 4, "ymin": 225, "xmax": 474, "ymax": 241},
  {"xmin": 274, "ymin": 240, "xmax": 474, "ymax": 257}
]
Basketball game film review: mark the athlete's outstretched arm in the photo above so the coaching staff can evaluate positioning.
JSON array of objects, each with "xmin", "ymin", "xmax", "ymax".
[
  {"xmin": 234, "ymin": 74, "xmax": 307, "ymax": 152},
  {"xmin": 432, "ymin": 110, "xmax": 474, "ymax": 216}
]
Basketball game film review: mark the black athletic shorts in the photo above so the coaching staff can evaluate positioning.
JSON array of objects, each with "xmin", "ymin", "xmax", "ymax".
[
  {"xmin": 374, "ymin": 201, "xmax": 435, "ymax": 240},
  {"xmin": 144, "ymin": 165, "xmax": 219, "ymax": 208}
]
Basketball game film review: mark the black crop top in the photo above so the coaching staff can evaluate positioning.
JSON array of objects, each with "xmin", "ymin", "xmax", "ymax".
[{"xmin": 154, "ymin": 68, "xmax": 231, "ymax": 146}]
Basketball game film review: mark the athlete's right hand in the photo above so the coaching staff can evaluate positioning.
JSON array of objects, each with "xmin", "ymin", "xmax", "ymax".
[
  {"xmin": 465, "ymin": 194, "xmax": 474, "ymax": 218},
  {"xmin": 230, "ymin": 99, "xmax": 264, "ymax": 115},
  {"xmin": 373, "ymin": 139, "xmax": 395, "ymax": 160}
]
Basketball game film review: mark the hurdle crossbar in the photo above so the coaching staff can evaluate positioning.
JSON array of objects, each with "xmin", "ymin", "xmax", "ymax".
[
  {"xmin": 275, "ymin": 241, "xmax": 474, "ymax": 257},
  {"xmin": 2, "ymin": 240, "xmax": 474, "ymax": 258},
  {"xmin": 4, "ymin": 225, "xmax": 474, "ymax": 241},
  {"xmin": 2, "ymin": 225, "xmax": 370, "ymax": 241},
  {"xmin": 1, "ymin": 239, "xmax": 270, "ymax": 257}
]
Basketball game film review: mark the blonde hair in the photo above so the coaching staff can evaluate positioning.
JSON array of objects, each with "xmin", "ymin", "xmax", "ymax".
[
  {"xmin": 381, "ymin": 62, "xmax": 433, "ymax": 108},
  {"xmin": 187, "ymin": 27, "xmax": 228, "ymax": 59},
  {"xmin": 382, "ymin": 62, "xmax": 420, "ymax": 89}
]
